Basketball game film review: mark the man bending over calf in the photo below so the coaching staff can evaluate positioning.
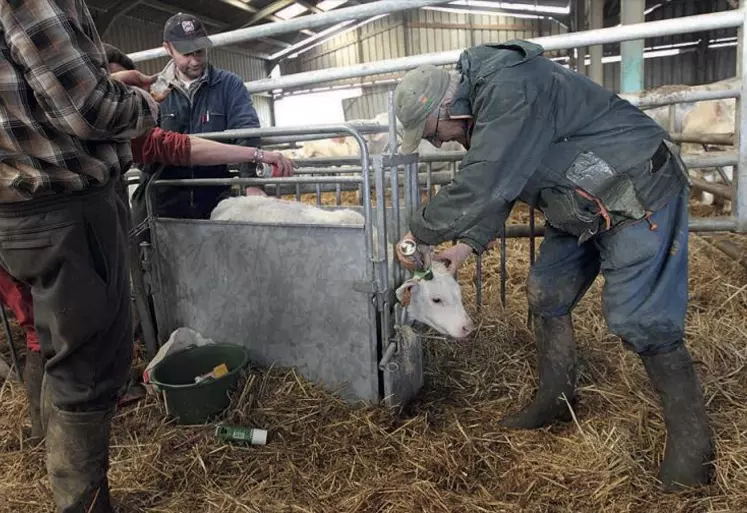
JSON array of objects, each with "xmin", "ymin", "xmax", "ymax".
[{"xmin": 393, "ymin": 40, "xmax": 712, "ymax": 492}]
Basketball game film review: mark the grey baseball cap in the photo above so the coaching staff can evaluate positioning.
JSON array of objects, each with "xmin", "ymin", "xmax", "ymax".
[{"xmin": 394, "ymin": 65, "xmax": 452, "ymax": 153}]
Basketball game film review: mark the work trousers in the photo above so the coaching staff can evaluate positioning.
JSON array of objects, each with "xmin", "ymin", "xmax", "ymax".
[
  {"xmin": 0, "ymin": 179, "xmax": 133, "ymax": 412},
  {"xmin": 527, "ymin": 185, "xmax": 689, "ymax": 355}
]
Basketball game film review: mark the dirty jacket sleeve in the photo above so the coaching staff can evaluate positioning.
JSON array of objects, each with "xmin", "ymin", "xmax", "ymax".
[
  {"xmin": 410, "ymin": 80, "xmax": 554, "ymax": 253},
  {"xmin": 224, "ymin": 75, "xmax": 262, "ymax": 178}
]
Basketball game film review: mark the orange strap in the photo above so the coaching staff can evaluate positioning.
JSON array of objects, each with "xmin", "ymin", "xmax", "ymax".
[
  {"xmin": 574, "ymin": 188, "xmax": 658, "ymax": 232},
  {"xmin": 574, "ymin": 188, "xmax": 612, "ymax": 231},
  {"xmin": 643, "ymin": 211, "xmax": 659, "ymax": 231}
]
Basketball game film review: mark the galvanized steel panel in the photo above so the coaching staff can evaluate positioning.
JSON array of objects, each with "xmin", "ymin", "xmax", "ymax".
[
  {"xmin": 383, "ymin": 323, "xmax": 424, "ymax": 410},
  {"xmin": 150, "ymin": 219, "xmax": 381, "ymax": 404}
]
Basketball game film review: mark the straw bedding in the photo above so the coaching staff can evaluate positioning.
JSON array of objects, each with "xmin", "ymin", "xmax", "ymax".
[{"xmin": 0, "ymin": 196, "xmax": 745, "ymax": 513}]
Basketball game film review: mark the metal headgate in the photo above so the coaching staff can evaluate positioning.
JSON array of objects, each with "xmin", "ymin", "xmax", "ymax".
[{"xmin": 136, "ymin": 123, "xmax": 425, "ymax": 408}]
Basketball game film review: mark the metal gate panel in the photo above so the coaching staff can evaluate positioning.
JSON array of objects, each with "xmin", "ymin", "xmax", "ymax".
[
  {"xmin": 150, "ymin": 218, "xmax": 380, "ymax": 404},
  {"xmin": 382, "ymin": 324, "xmax": 424, "ymax": 410}
]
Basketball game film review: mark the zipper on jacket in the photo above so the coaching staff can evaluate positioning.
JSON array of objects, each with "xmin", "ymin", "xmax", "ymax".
[
  {"xmin": 173, "ymin": 85, "xmax": 197, "ymax": 215},
  {"xmin": 188, "ymin": 80, "xmax": 208, "ymax": 217}
]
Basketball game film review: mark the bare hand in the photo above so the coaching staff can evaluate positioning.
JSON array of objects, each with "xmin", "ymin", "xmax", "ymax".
[
  {"xmin": 434, "ymin": 242, "xmax": 473, "ymax": 274},
  {"xmin": 149, "ymin": 76, "xmax": 173, "ymax": 102},
  {"xmin": 262, "ymin": 151, "xmax": 295, "ymax": 177},
  {"xmin": 395, "ymin": 232, "xmax": 432, "ymax": 271},
  {"xmin": 111, "ymin": 70, "xmax": 156, "ymax": 89}
]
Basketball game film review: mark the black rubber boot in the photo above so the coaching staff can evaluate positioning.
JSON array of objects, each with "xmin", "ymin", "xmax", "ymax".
[
  {"xmin": 640, "ymin": 344, "xmax": 715, "ymax": 492},
  {"xmin": 500, "ymin": 314, "xmax": 577, "ymax": 429},
  {"xmin": 46, "ymin": 405, "xmax": 116, "ymax": 513},
  {"xmin": 22, "ymin": 350, "xmax": 45, "ymax": 443}
]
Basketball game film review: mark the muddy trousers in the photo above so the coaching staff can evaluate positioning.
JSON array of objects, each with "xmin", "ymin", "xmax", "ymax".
[
  {"xmin": 512, "ymin": 187, "xmax": 713, "ymax": 490},
  {"xmin": 0, "ymin": 179, "xmax": 133, "ymax": 513}
]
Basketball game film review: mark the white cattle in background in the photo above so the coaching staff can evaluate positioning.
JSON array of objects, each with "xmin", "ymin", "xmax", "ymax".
[
  {"xmin": 275, "ymin": 112, "xmax": 465, "ymax": 202},
  {"xmin": 623, "ymin": 77, "xmax": 738, "ymax": 132},
  {"xmin": 679, "ymin": 98, "xmax": 734, "ymax": 208},
  {"xmin": 623, "ymin": 77, "xmax": 737, "ymax": 210},
  {"xmin": 286, "ymin": 136, "xmax": 361, "ymax": 159},
  {"xmin": 281, "ymin": 111, "xmax": 465, "ymax": 170}
]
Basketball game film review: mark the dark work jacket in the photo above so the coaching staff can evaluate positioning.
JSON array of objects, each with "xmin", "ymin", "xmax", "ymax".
[
  {"xmin": 410, "ymin": 40, "xmax": 689, "ymax": 252},
  {"xmin": 141, "ymin": 61, "xmax": 261, "ymax": 219}
]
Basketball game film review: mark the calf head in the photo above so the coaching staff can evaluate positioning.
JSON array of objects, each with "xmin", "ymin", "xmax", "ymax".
[{"xmin": 395, "ymin": 261, "xmax": 474, "ymax": 340}]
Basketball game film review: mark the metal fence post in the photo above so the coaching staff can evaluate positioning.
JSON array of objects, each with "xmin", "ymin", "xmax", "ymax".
[{"xmin": 737, "ymin": 5, "xmax": 747, "ymax": 232}]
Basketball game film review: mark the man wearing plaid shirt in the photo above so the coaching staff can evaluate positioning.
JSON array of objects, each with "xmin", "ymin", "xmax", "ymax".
[{"xmin": 0, "ymin": 1, "xmax": 158, "ymax": 511}]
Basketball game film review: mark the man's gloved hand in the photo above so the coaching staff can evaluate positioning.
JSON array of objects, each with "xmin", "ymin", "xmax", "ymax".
[
  {"xmin": 434, "ymin": 242, "xmax": 473, "ymax": 275},
  {"xmin": 395, "ymin": 232, "xmax": 432, "ymax": 271}
]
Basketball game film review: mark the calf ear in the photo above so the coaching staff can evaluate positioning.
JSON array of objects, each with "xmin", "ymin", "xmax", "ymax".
[{"xmin": 395, "ymin": 280, "xmax": 418, "ymax": 307}]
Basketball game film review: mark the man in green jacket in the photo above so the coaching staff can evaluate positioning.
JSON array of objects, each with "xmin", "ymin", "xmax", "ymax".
[{"xmin": 393, "ymin": 40, "xmax": 713, "ymax": 492}]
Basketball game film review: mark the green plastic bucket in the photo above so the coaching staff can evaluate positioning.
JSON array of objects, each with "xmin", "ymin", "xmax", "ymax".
[{"xmin": 149, "ymin": 343, "xmax": 250, "ymax": 425}]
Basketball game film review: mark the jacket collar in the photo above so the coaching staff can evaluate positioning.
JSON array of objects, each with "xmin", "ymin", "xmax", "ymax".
[{"xmin": 161, "ymin": 61, "xmax": 223, "ymax": 94}]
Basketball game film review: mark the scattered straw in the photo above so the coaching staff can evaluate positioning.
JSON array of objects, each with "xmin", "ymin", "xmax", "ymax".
[{"xmin": 0, "ymin": 197, "xmax": 745, "ymax": 512}]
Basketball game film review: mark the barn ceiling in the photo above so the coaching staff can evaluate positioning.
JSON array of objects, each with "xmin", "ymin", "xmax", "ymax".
[
  {"xmin": 86, "ymin": 0, "xmax": 577, "ymax": 58},
  {"xmin": 85, "ymin": 0, "xmax": 731, "ymax": 62}
]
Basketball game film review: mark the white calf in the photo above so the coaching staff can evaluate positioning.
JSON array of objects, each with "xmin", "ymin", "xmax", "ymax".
[
  {"xmin": 210, "ymin": 195, "xmax": 364, "ymax": 226},
  {"xmin": 210, "ymin": 195, "xmax": 475, "ymax": 339}
]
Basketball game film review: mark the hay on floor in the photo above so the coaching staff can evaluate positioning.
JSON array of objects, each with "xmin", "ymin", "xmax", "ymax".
[{"xmin": 0, "ymin": 197, "xmax": 745, "ymax": 513}]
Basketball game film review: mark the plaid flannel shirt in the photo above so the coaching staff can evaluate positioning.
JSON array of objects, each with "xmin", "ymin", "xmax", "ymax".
[{"xmin": 0, "ymin": 0, "xmax": 157, "ymax": 202}]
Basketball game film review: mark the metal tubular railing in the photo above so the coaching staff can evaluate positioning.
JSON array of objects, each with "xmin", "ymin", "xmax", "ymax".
[
  {"xmin": 131, "ymin": 5, "xmax": 747, "ymax": 334},
  {"xmin": 126, "ymin": 0, "xmax": 450, "ymax": 63},
  {"xmin": 241, "ymin": 10, "xmax": 744, "ymax": 93}
]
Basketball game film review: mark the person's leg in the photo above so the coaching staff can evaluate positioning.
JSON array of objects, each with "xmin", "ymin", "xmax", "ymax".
[
  {"xmin": 501, "ymin": 225, "xmax": 601, "ymax": 429},
  {"xmin": 128, "ymin": 176, "xmax": 188, "ymax": 354},
  {"xmin": 195, "ymin": 185, "xmax": 232, "ymax": 220},
  {"xmin": 596, "ymin": 186, "xmax": 713, "ymax": 491},
  {"xmin": 0, "ymin": 180, "xmax": 133, "ymax": 512},
  {"xmin": 0, "ymin": 268, "xmax": 44, "ymax": 441}
]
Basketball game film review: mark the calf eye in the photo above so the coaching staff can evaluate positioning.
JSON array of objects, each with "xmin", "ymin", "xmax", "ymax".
[{"xmin": 432, "ymin": 297, "xmax": 442, "ymax": 304}]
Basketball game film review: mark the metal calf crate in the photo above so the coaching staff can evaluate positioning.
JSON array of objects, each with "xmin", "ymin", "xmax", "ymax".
[{"xmin": 136, "ymin": 124, "xmax": 424, "ymax": 408}]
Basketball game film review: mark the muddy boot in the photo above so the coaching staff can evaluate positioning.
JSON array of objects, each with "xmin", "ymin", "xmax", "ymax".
[
  {"xmin": 46, "ymin": 405, "xmax": 115, "ymax": 513},
  {"xmin": 40, "ymin": 372, "xmax": 53, "ymax": 435},
  {"xmin": 500, "ymin": 314, "xmax": 577, "ymax": 429},
  {"xmin": 640, "ymin": 344, "xmax": 714, "ymax": 492},
  {"xmin": 22, "ymin": 351, "xmax": 45, "ymax": 443}
]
